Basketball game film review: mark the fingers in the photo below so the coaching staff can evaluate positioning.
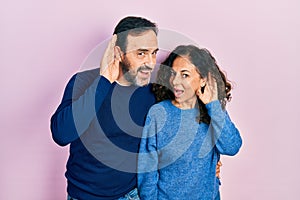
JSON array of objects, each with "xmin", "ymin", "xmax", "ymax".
[
  {"xmin": 197, "ymin": 79, "xmax": 211, "ymax": 104},
  {"xmin": 206, "ymin": 72, "xmax": 218, "ymax": 102},
  {"xmin": 108, "ymin": 34, "xmax": 117, "ymax": 60},
  {"xmin": 107, "ymin": 34, "xmax": 117, "ymax": 50},
  {"xmin": 100, "ymin": 35, "xmax": 118, "ymax": 74},
  {"xmin": 111, "ymin": 34, "xmax": 117, "ymax": 45},
  {"xmin": 100, "ymin": 34, "xmax": 120, "ymax": 82},
  {"xmin": 216, "ymin": 167, "xmax": 220, "ymax": 179},
  {"xmin": 216, "ymin": 160, "xmax": 222, "ymax": 179},
  {"xmin": 208, "ymin": 72, "xmax": 217, "ymax": 89},
  {"xmin": 217, "ymin": 160, "xmax": 222, "ymax": 166},
  {"xmin": 105, "ymin": 34, "xmax": 118, "ymax": 63},
  {"xmin": 216, "ymin": 171, "xmax": 220, "ymax": 179}
]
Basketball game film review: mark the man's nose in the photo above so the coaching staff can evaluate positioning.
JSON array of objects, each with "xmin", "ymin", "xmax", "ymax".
[{"xmin": 144, "ymin": 53, "xmax": 156, "ymax": 67}]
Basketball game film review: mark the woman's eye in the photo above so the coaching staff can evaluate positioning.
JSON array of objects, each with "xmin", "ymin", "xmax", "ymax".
[{"xmin": 182, "ymin": 74, "xmax": 188, "ymax": 78}]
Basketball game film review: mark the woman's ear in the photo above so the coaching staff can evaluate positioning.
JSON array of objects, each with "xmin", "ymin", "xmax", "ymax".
[
  {"xmin": 200, "ymin": 77, "xmax": 207, "ymax": 87},
  {"xmin": 197, "ymin": 78, "xmax": 207, "ymax": 95},
  {"xmin": 114, "ymin": 46, "xmax": 122, "ymax": 62}
]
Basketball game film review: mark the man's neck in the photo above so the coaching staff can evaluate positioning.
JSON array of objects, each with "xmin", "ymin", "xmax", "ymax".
[{"xmin": 116, "ymin": 71, "xmax": 132, "ymax": 86}]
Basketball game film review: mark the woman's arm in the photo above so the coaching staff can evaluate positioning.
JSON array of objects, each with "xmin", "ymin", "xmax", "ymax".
[
  {"xmin": 138, "ymin": 107, "xmax": 160, "ymax": 200},
  {"xmin": 199, "ymin": 100, "xmax": 242, "ymax": 157}
]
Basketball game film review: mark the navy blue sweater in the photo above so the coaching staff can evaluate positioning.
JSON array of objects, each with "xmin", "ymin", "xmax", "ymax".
[{"xmin": 50, "ymin": 68, "xmax": 156, "ymax": 200}]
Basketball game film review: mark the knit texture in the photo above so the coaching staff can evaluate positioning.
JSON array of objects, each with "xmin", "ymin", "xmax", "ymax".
[
  {"xmin": 138, "ymin": 100, "xmax": 242, "ymax": 200},
  {"xmin": 51, "ymin": 68, "xmax": 156, "ymax": 200}
]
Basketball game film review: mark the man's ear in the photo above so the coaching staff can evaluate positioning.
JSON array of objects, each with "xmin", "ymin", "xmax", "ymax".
[{"xmin": 114, "ymin": 46, "xmax": 122, "ymax": 62}]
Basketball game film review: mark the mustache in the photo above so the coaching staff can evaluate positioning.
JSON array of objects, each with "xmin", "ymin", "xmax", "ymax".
[{"xmin": 137, "ymin": 65, "xmax": 153, "ymax": 72}]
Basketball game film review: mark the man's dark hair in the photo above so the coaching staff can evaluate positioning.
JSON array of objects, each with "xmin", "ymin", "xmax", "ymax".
[{"xmin": 113, "ymin": 16, "xmax": 158, "ymax": 52}]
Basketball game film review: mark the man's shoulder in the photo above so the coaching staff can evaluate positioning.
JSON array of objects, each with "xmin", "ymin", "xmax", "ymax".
[
  {"xmin": 134, "ymin": 83, "xmax": 155, "ymax": 96},
  {"xmin": 69, "ymin": 68, "xmax": 99, "ymax": 86},
  {"xmin": 76, "ymin": 68, "xmax": 99, "ymax": 79}
]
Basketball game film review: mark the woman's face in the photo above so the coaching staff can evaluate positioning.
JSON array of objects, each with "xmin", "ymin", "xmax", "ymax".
[{"xmin": 169, "ymin": 56, "xmax": 205, "ymax": 109}]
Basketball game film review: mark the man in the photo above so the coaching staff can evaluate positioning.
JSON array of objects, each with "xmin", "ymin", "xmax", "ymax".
[
  {"xmin": 51, "ymin": 16, "xmax": 221, "ymax": 200},
  {"xmin": 51, "ymin": 16, "xmax": 159, "ymax": 200}
]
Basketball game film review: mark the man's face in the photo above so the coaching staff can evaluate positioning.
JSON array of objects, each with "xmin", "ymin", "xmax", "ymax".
[{"xmin": 120, "ymin": 30, "xmax": 159, "ymax": 86}]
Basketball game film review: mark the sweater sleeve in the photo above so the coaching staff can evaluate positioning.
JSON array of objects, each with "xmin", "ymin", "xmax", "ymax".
[
  {"xmin": 138, "ymin": 107, "xmax": 159, "ymax": 200},
  {"xmin": 50, "ymin": 72, "xmax": 112, "ymax": 146},
  {"xmin": 199, "ymin": 100, "xmax": 242, "ymax": 157}
]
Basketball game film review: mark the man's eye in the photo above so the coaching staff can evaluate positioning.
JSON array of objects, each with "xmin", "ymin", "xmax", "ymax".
[
  {"xmin": 138, "ymin": 52, "xmax": 145, "ymax": 56},
  {"xmin": 182, "ymin": 74, "xmax": 188, "ymax": 78}
]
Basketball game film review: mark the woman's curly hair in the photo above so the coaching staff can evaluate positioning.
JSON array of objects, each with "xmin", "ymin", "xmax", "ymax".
[{"xmin": 152, "ymin": 45, "xmax": 232, "ymax": 124}]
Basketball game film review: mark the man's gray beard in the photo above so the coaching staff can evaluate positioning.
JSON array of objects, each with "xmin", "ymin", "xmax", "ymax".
[
  {"xmin": 120, "ymin": 58, "xmax": 152, "ymax": 86},
  {"xmin": 124, "ymin": 72, "xmax": 138, "ymax": 86},
  {"xmin": 120, "ymin": 61, "xmax": 138, "ymax": 86}
]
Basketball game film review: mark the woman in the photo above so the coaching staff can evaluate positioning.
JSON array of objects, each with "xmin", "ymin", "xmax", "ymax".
[{"xmin": 137, "ymin": 45, "xmax": 242, "ymax": 200}]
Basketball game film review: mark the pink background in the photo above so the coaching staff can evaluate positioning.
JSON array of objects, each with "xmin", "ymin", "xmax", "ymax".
[{"xmin": 1, "ymin": 0, "xmax": 299, "ymax": 199}]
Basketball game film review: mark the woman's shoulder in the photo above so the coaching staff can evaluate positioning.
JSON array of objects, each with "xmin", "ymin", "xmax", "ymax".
[
  {"xmin": 152, "ymin": 100, "xmax": 172, "ymax": 109},
  {"xmin": 148, "ymin": 100, "xmax": 173, "ymax": 115}
]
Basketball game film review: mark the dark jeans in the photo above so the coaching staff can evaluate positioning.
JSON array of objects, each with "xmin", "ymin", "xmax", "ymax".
[{"xmin": 67, "ymin": 188, "xmax": 140, "ymax": 200}]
